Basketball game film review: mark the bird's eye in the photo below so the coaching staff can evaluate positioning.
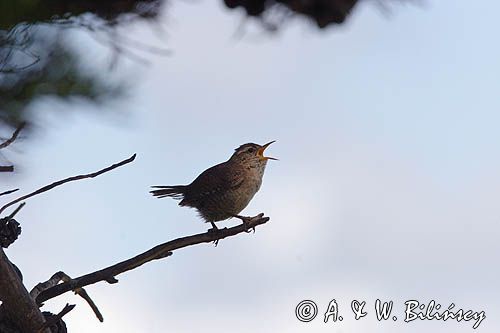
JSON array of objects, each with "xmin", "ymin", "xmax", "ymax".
[{"xmin": 247, "ymin": 147, "xmax": 255, "ymax": 153}]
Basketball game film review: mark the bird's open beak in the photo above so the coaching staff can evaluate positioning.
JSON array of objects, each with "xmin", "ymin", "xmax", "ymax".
[{"xmin": 258, "ymin": 141, "xmax": 278, "ymax": 160}]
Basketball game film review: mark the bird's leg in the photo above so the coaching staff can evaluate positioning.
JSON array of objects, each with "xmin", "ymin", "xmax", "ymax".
[
  {"xmin": 233, "ymin": 214, "xmax": 256, "ymax": 233},
  {"xmin": 208, "ymin": 222, "xmax": 220, "ymax": 246}
]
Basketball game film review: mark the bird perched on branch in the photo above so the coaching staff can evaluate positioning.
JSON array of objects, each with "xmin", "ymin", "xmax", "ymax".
[{"xmin": 151, "ymin": 141, "xmax": 276, "ymax": 230}]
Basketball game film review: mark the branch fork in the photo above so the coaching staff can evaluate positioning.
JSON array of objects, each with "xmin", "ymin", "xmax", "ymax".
[{"xmin": 0, "ymin": 149, "xmax": 272, "ymax": 331}]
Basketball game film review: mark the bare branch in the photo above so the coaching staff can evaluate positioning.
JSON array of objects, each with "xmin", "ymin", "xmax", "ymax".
[
  {"xmin": 0, "ymin": 166, "xmax": 14, "ymax": 173},
  {"xmin": 0, "ymin": 122, "xmax": 26, "ymax": 173},
  {"xmin": 74, "ymin": 286, "xmax": 104, "ymax": 322},
  {"xmin": 0, "ymin": 122, "xmax": 26, "ymax": 150},
  {"xmin": 36, "ymin": 214, "xmax": 270, "ymax": 304},
  {"xmin": 6, "ymin": 203, "xmax": 25, "ymax": 220},
  {"xmin": 31, "ymin": 272, "xmax": 65, "ymax": 299},
  {"xmin": 0, "ymin": 248, "xmax": 49, "ymax": 333},
  {"xmin": 0, "ymin": 154, "xmax": 136, "ymax": 216},
  {"xmin": 32, "ymin": 271, "xmax": 103, "ymax": 322},
  {"xmin": 0, "ymin": 189, "xmax": 19, "ymax": 197},
  {"xmin": 38, "ymin": 303, "xmax": 75, "ymax": 333}
]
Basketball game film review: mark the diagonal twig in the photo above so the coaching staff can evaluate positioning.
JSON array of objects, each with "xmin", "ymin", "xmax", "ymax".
[
  {"xmin": 0, "ymin": 122, "xmax": 26, "ymax": 150},
  {"xmin": 31, "ymin": 271, "xmax": 103, "ymax": 322},
  {"xmin": 0, "ymin": 122, "xmax": 26, "ymax": 172},
  {"xmin": 0, "ymin": 189, "xmax": 19, "ymax": 197},
  {"xmin": 6, "ymin": 202, "xmax": 25, "ymax": 220},
  {"xmin": 38, "ymin": 303, "xmax": 75, "ymax": 333},
  {"xmin": 0, "ymin": 154, "xmax": 136, "ymax": 216},
  {"xmin": 74, "ymin": 286, "xmax": 103, "ymax": 322},
  {"xmin": 0, "ymin": 166, "xmax": 14, "ymax": 172}
]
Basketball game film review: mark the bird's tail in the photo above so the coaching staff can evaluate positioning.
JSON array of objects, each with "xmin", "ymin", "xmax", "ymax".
[{"xmin": 150, "ymin": 185, "xmax": 186, "ymax": 199}]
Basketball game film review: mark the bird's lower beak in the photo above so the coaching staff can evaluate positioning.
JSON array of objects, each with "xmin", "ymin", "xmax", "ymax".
[{"xmin": 258, "ymin": 141, "xmax": 278, "ymax": 160}]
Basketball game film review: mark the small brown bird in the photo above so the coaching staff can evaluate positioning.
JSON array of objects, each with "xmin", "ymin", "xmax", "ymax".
[{"xmin": 151, "ymin": 141, "xmax": 276, "ymax": 230}]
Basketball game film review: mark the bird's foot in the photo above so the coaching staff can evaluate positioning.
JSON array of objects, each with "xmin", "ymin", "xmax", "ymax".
[{"xmin": 208, "ymin": 222, "xmax": 221, "ymax": 246}]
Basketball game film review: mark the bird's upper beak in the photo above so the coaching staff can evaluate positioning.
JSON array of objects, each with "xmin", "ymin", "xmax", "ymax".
[{"xmin": 258, "ymin": 141, "xmax": 277, "ymax": 160}]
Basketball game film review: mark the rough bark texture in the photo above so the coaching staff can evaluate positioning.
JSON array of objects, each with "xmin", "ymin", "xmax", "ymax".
[{"xmin": 0, "ymin": 248, "xmax": 49, "ymax": 333}]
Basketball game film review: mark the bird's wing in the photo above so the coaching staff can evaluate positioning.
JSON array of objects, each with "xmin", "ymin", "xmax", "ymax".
[{"xmin": 181, "ymin": 162, "xmax": 244, "ymax": 206}]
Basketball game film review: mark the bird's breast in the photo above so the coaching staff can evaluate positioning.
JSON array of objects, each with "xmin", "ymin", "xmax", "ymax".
[
  {"xmin": 231, "ymin": 163, "xmax": 266, "ymax": 210},
  {"xmin": 195, "ymin": 160, "xmax": 267, "ymax": 222}
]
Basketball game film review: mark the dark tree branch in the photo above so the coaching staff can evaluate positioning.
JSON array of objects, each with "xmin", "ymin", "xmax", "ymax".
[
  {"xmin": 0, "ymin": 248, "xmax": 49, "ymax": 333},
  {"xmin": 31, "ymin": 272, "xmax": 103, "ymax": 322},
  {"xmin": 30, "ymin": 273, "xmax": 65, "ymax": 300},
  {"xmin": 36, "ymin": 214, "xmax": 270, "ymax": 304},
  {"xmin": 6, "ymin": 203, "xmax": 25, "ymax": 220},
  {"xmin": 0, "ymin": 189, "xmax": 19, "ymax": 197},
  {"xmin": 38, "ymin": 303, "xmax": 75, "ymax": 333},
  {"xmin": 0, "ymin": 154, "xmax": 136, "ymax": 216},
  {"xmin": 0, "ymin": 122, "xmax": 25, "ymax": 150},
  {"xmin": 0, "ymin": 166, "xmax": 14, "ymax": 172},
  {"xmin": 0, "ymin": 123, "xmax": 25, "ymax": 172},
  {"xmin": 71, "ymin": 286, "xmax": 103, "ymax": 322},
  {"xmin": 0, "ymin": 154, "xmax": 137, "ymax": 331}
]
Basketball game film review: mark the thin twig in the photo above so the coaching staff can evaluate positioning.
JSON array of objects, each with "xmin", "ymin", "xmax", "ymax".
[
  {"xmin": 6, "ymin": 202, "xmax": 25, "ymax": 220},
  {"xmin": 38, "ymin": 303, "xmax": 75, "ymax": 333},
  {"xmin": 36, "ymin": 214, "xmax": 270, "ymax": 304},
  {"xmin": 31, "ymin": 271, "xmax": 103, "ymax": 322},
  {"xmin": 0, "ymin": 154, "xmax": 136, "ymax": 216},
  {"xmin": 0, "ymin": 189, "xmax": 19, "ymax": 197},
  {"xmin": 74, "ymin": 287, "xmax": 103, "ymax": 322},
  {"xmin": 0, "ymin": 122, "xmax": 26, "ymax": 149},
  {"xmin": 0, "ymin": 166, "xmax": 14, "ymax": 172}
]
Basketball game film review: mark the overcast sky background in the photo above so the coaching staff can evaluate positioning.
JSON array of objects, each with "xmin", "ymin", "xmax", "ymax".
[{"xmin": 1, "ymin": 0, "xmax": 499, "ymax": 332}]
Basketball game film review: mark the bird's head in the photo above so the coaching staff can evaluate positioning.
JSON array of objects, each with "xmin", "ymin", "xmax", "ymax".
[{"xmin": 230, "ymin": 141, "xmax": 277, "ymax": 165}]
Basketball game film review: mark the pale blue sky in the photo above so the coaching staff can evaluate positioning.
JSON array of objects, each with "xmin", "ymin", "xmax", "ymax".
[{"xmin": 1, "ymin": 0, "xmax": 499, "ymax": 332}]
